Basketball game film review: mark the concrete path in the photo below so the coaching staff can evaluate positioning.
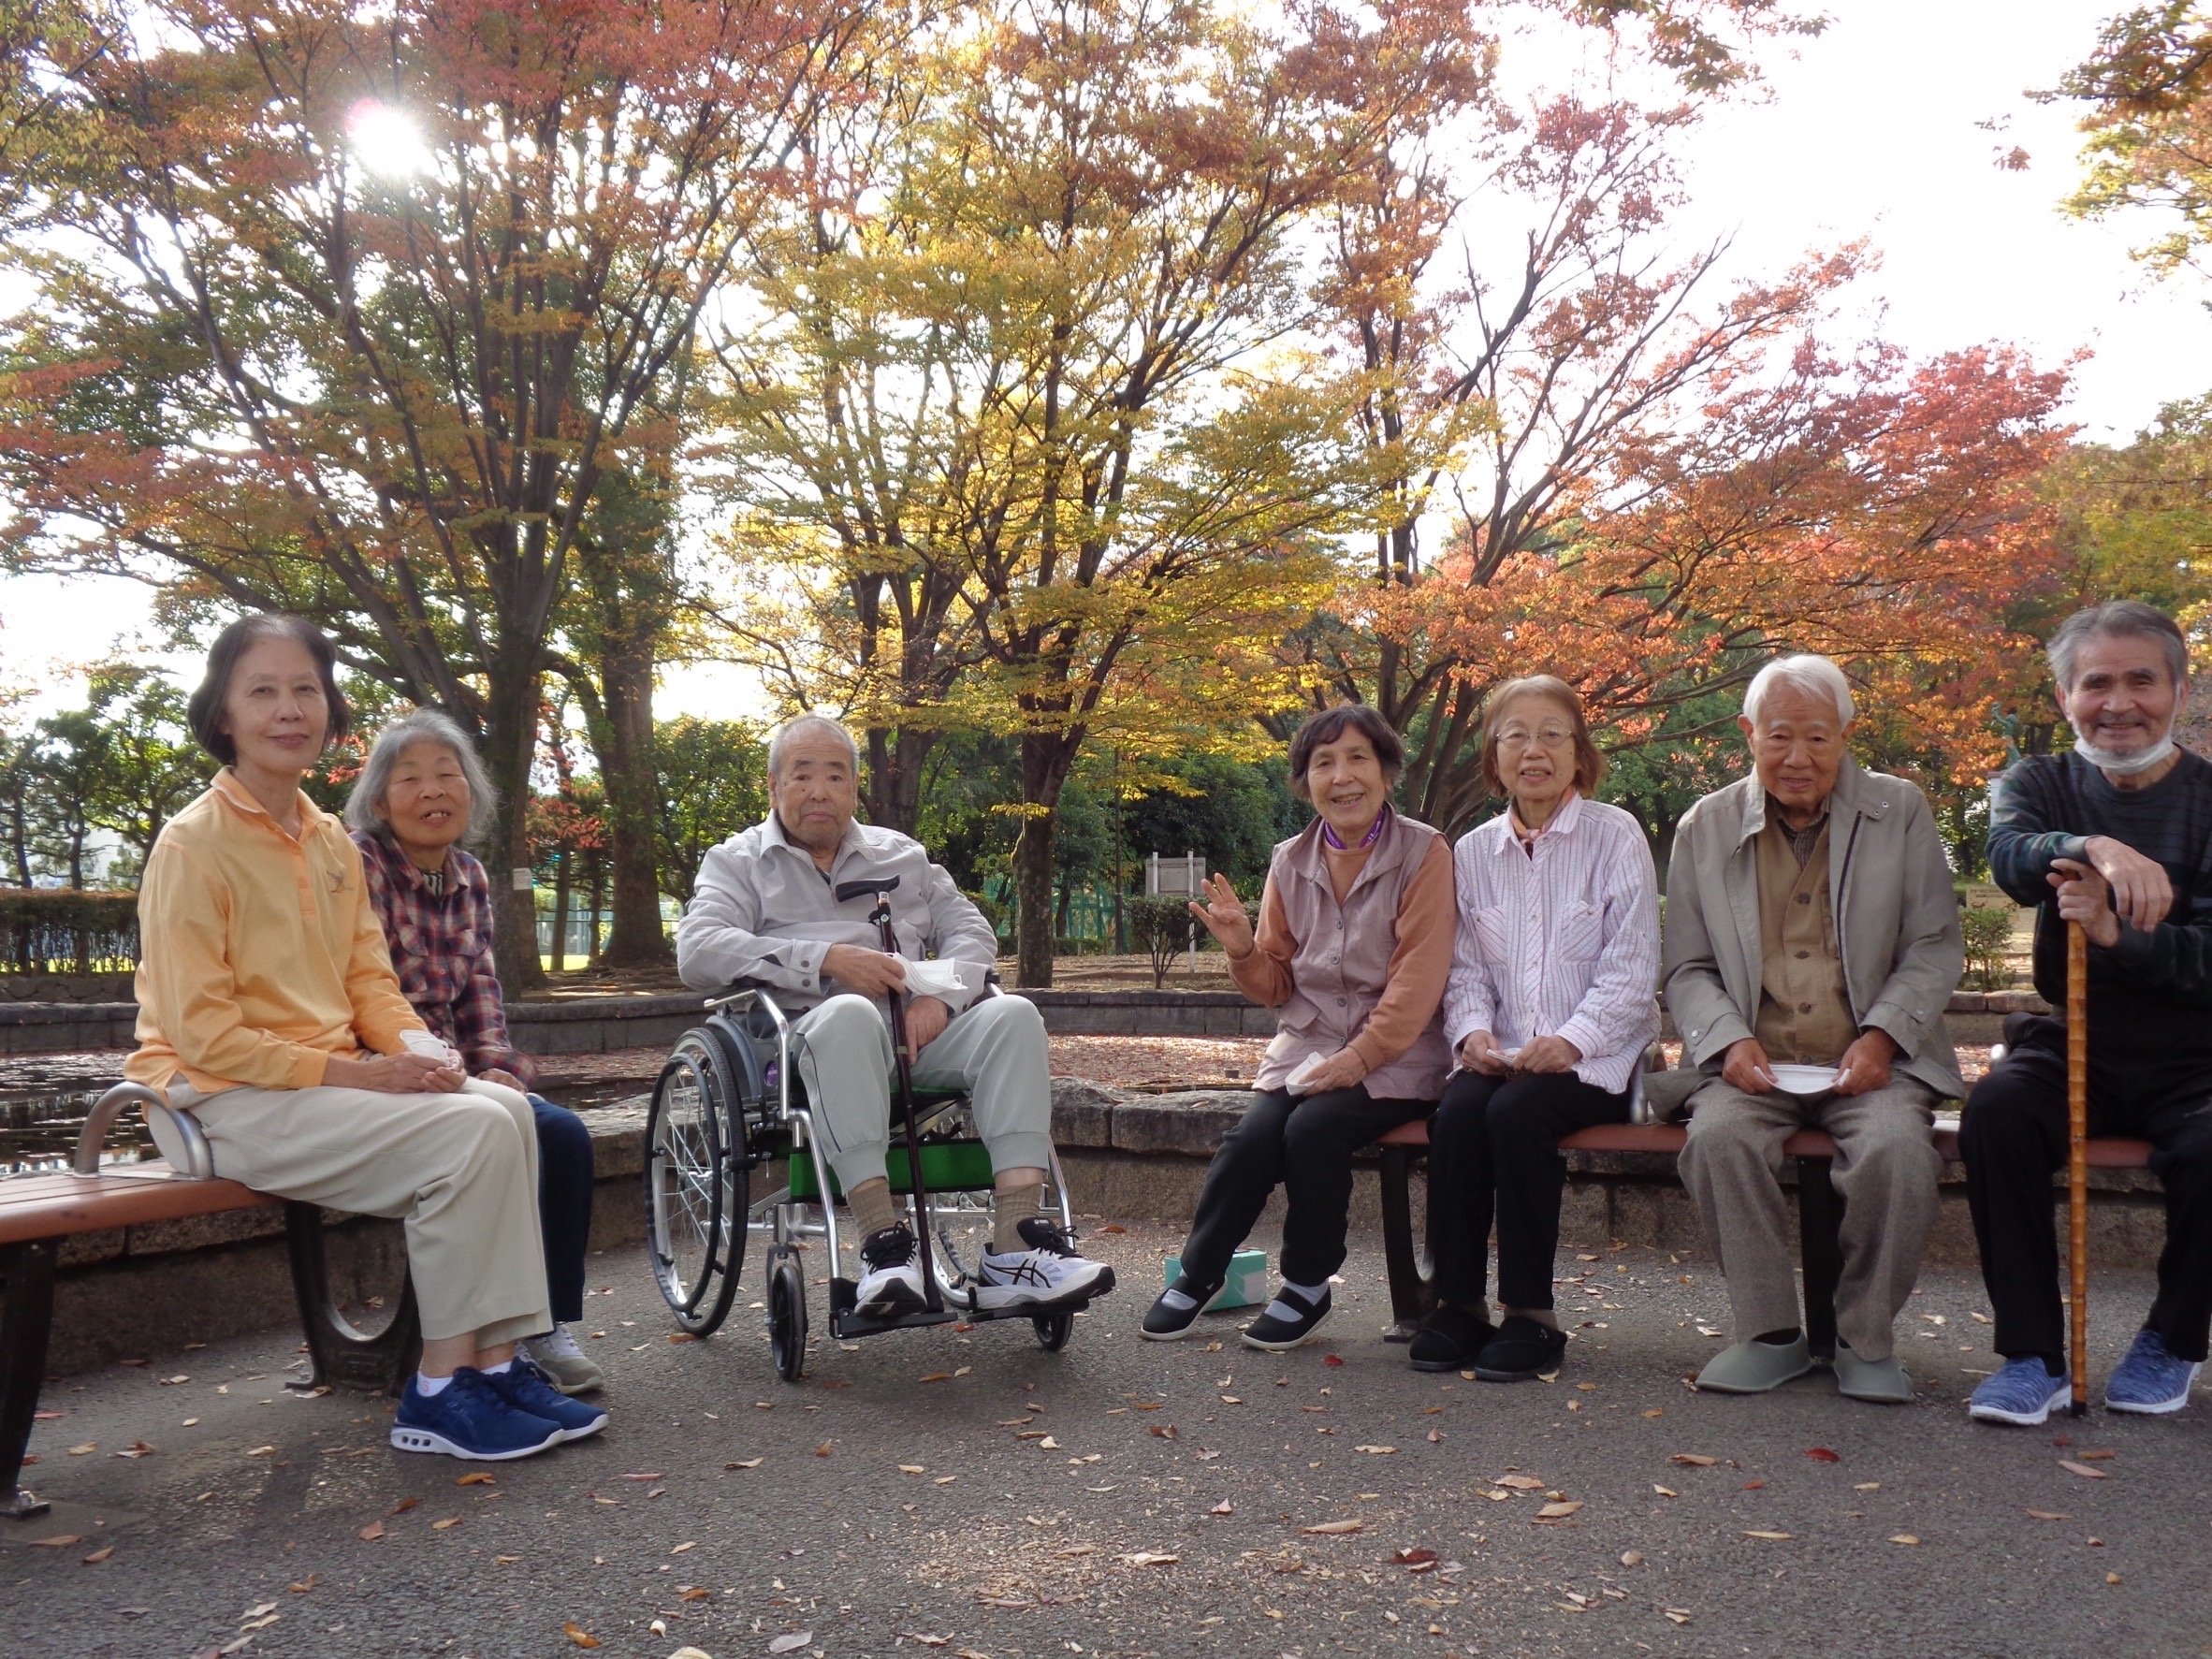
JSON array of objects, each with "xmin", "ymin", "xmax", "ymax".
[{"xmin": 7, "ymin": 1222, "xmax": 2207, "ymax": 1659}]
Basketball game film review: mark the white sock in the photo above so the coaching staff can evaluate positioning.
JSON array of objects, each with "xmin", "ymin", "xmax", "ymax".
[
  {"xmin": 480, "ymin": 1359, "xmax": 514, "ymax": 1375},
  {"xmin": 1264, "ymin": 1279, "xmax": 1329, "ymax": 1321},
  {"xmin": 415, "ymin": 1372, "xmax": 454, "ymax": 1397},
  {"xmin": 1158, "ymin": 1286, "xmax": 1200, "ymax": 1313}
]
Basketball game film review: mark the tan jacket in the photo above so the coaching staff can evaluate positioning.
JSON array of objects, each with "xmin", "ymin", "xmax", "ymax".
[
  {"xmin": 1661, "ymin": 759, "xmax": 1965, "ymax": 1099},
  {"xmin": 1234, "ymin": 808, "xmax": 1454, "ymax": 1100}
]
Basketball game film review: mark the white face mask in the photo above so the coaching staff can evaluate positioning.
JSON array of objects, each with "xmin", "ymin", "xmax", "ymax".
[{"xmin": 2075, "ymin": 733, "xmax": 2178, "ymax": 776}]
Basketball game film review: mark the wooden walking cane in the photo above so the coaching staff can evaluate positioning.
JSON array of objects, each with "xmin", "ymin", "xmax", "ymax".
[{"xmin": 2066, "ymin": 917, "xmax": 2090, "ymax": 1417}]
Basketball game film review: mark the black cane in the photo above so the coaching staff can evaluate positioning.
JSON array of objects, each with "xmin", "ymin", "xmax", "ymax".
[{"xmin": 859, "ymin": 887, "xmax": 940, "ymax": 1314}]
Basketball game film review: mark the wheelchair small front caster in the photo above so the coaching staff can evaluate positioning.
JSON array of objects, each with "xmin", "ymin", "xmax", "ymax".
[
  {"xmin": 768, "ymin": 1254, "xmax": 808, "ymax": 1382},
  {"xmin": 1032, "ymin": 1312, "xmax": 1073, "ymax": 1352}
]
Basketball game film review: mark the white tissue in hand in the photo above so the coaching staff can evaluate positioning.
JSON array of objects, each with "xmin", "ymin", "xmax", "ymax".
[
  {"xmin": 1286, "ymin": 1053, "xmax": 1328, "ymax": 1095},
  {"xmin": 400, "ymin": 1028, "xmax": 461, "ymax": 1067},
  {"xmin": 896, "ymin": 955, "xmax": 968, "ymax": 997}
]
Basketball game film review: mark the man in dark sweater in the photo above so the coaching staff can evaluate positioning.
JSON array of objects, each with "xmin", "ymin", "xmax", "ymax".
[{"xmin": 1963, "ymin": 600, "xmax": 2212, "ymax": 1425}]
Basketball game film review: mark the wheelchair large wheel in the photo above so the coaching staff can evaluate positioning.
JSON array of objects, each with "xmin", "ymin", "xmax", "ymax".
[
  {"xmin": 768, "ymin": 1254, "xmax": 808, "ymax": 1383},
  {"xmin": 1033, "ymin": 1312, "xmax": 1073, "ymax": 1352},
  {"xmin": 645, "ymin": 1042, "xmax": 748, "ymax": 1335}
]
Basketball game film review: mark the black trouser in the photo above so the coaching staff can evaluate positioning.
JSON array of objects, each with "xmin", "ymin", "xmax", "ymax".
[
  {"xmin": 1960, "ymin": 1016, "xmax": 2212, "ymax": 1364},
  {"xmin": 1428, "ymin": 1070, "xmax": 1628, "ymax": 1312},
  {"xmin": 1177, "ymin": 1086, "xmax": 1433, "ymax": 1289},
  {"xmin": 529, "ymin": 1094, "xmax": 596, "ymax": 1325}
]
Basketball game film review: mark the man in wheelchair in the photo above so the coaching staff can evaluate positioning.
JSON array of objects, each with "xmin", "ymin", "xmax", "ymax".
[{"xmin": 675, "ymin": 713, "xmax": 1115, "ymax": 1321}]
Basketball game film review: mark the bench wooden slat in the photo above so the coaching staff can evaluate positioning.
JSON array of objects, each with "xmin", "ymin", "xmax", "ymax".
[
  {"xmin": 1376, "ymin": 1115, "xmax": 2155, "ymax": 1169},
  {"xmin": 0, "ymin": 1163, "xmax": 272, "ymax": 1245}
]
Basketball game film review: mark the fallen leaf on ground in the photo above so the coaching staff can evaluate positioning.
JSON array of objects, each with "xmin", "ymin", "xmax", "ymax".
[
  {"xmin": 1354, "ymin": 1445, "xmax": 1397, "ymax": 1455},
  {"xmin": 1098, "ymin": 1224, "xmax": 1126, "ymax": 1233},
  {"xmin": 286, "ymin": 1576, "xmax": 316, "ymax": 1593},
  {"xmin": 1122, "ymin": 1551, "xmax": 1179, "ymax": 1566},
  {"xmin": 1742, "ymin": 1531, "xmax": 1794, "ymax": 1540},
  {"xmin": 389, "ymin": 1498, "xmax": 419, "ymax": 1515},
  {"xmin": 671, "ymin": 1541, "xmax": 696, "ymax": 1554},
  {"xmin": 1890, "ymin": 1534, "xmax": 1920, "ymax": 1546},
  {"xmin": 1640, "ymin": 1408, "xmax": 1664, "ymax": 1419},
  {"xmin": 1302, "ymin": 1519, "xmax": 1363, "ymax": 1535},
  {"xmin": 1535, "ymin": 1502, "xmax": 1584, "ymax": 1520},
  {"xmin": 1322, "ymin": 1354, "xmax": 1345, "ymax": 1366},
  {"xmin": 1392, "ymin": 1548, "xmax": 1437, "ymax": 1565},
  {"xmin": 668, "ymin": 1332, "xmax": 697, "ymax": 1343},
  {"xmin": 430, "ymin": 1517, "xmax": 462, "ymax": 1531},
  {"xmin": 1426, "ymin": 1428, "xmax": 1443, "ymax": 1444},
  {"xmin": 1652, "ymin": 1485, "xmax": 1678, "ymax": 1498},
  {"xmin": 616, "ymin": 1473, "xmax": 665, "ymax": 1481},
  {"xmin": 2107, "ymin": 1572, "xmax": 2123, "ymax": 1585},
  {"xmin": 81, "ymin": 1545, "xmax": 114, "ymax": 1564},
  {"xmin": 1495, "ymin": 1475, "xmax": 1545, "ymax": 1490},
  {"xmin": 919, "ymin": 1372, "xmax": 953, "ymax": 1384},
  {"xmin": 899, "ymin": 1464, "xmax": 926, "ymax": 1475},
  {"xmin": 1620, "ymin": 1550, "xmax": 1644, "ymax": 1567},
  {"xmin": 724, "ymin": 1458, "xmax": 763, "ymax": 1470},
  {"xmin": 112, "ymin": 1441, "xmax": 155, "ymax": 1459},
  {"xmin": 901, "ymin": 1637, "xmax": 951, "ymax": 1649},
  {"xmin": 456, "ymin": 1473, "xmax": 494, "ymax": 1486},
  {"xmin": 2027, "ymin": 1509, "xmax": 2070, "ymax": 1521},
  {"xmin": 1804, "ymin": 1448, "xmax": 1841, "ymax": 1463},
  {"xmin": 1149, "ymin": 1425, "xmax": 1177, "ymax": 1440},
  {"xmin": 1669, "ymin": 1453, "xmax": 1716, "ymax": 1467},
  {"xmin": 814, "ymin": 1441, "xmax": 833, "ymax": 1457},
  {"xmin": 356, "ymin": 1522, "xmax": 386, "ymax": 1543},
  {"xmin": 768, "ymin": 1633, "xmax": 813, "ymax": 1653},
  {"xmin": 66, "ymin": 1443, "xmax": 95, "ymax": 1456},
  {"xmin": 1057, "ymin": 1544, "xmax": 1095, "ymax": 1556},
  {"xmin": 2059, "ymin": 1461, "xmax": 2109, "ymax": 1479},
  {"xmin": 1664, "ymin": 1608, "xmax": 1693, "ymax": 1624},
  {"xmin": 24, "ymin": 1535, "xmax": 80, "ymax": 1549},
  {"xmin": 245, "ymin": 1446, "xmax": 274, "ymax": 1457},
  {"xmin": 1210, "ymin": 1501, "xmax": 1233, "ymax": 1516},
  {"xmin": 561, "ymin": 1623, "xmax": 600, "ymax": 1649},
  {"xmin": 1854, "ymin": 1482, "xmax": 1881, "ymax": 1492},
  {"xmin": 2078, "ymin": 1449, "xmax": 2116, "ymax": 1461}
]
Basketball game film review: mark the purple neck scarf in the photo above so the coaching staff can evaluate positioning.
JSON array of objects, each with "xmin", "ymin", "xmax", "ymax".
[{"xmin": 1320, "ymin": 808, "xmax": 1387, "ymax": 851}]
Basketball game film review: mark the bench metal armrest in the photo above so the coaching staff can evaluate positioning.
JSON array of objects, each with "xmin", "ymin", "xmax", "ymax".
[{"xmin": 71, "ymin": 1083, "xmax": 215, "ymax": 1182}]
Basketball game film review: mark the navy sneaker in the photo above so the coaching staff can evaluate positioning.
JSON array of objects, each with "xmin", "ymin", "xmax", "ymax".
[
  {"xmin": 390, "ymin": 1368, "xmax": 564, "ymax": 1461},
  {"xmin": 1966, "ymin": 1357, "xmax": 2071, "ymax": 1426},
  {"xmin": 2105, "ymin": 1328, "xmax": 2202, "ymax": 1416},
  {"xmin": 484, "ymin": 1357, "xmax": 609, "ymax": 1441}
]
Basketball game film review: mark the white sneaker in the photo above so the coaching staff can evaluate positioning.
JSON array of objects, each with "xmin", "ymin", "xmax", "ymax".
[
  {"xmin": 973, "ymin": 1218, "xmax": 1117, "ymax": 1311},
  {"xmin": 517, "ymin": 1322, "xmax": 606, "ymax": 1395},
  {"xmin": 853, "ymin": 1225, "xmax": 928, "ymax": 1319}
]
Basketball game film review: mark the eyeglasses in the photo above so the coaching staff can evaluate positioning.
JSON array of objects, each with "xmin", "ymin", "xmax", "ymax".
[{"xmin": 1495, "ymin": 725, "xmax": 1575, "ymax": 749}]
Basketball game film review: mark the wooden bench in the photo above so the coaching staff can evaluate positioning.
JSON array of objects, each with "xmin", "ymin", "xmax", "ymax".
[
  {"xmin": 1373, "ymin": 1113, "xmax": 2155, "ymax": 1360},
  {"xmin": 1, "ymin": 1085, "xmax": 420, "ymax": 1522}
]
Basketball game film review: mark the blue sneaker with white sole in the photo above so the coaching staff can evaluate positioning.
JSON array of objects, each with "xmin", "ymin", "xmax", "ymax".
[
  {"xmin": 484, "ymin": 1357, "xmax": 609, "ymax": 1440},
  {"xmin": 1967, "ymin": 1357, "xmax": 2072, "ymax": 1426},
  {"xmin": 2105, "ymin": 1328, "xmax": 2202, "ymax": 1415},
  {"xmin": 390, "ymin": 1368, "xmax": 564, "ymax": 1460}
]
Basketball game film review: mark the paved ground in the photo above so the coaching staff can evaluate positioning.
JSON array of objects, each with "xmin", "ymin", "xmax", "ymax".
[{"xmin": 7, "ymin": 1223, "xmax": 2210, "ymax": 1659}]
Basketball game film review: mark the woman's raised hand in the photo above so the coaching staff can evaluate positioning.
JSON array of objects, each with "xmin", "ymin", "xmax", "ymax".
[{"xmin": 1186, "ymin": 873, "xmax": 1255, "ymax": 959}]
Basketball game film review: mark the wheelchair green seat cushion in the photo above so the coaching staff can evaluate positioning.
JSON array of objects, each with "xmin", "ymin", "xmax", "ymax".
[{"xmin": 787, "ymin": 1137, "xmax": 997, "ymax": 1200}]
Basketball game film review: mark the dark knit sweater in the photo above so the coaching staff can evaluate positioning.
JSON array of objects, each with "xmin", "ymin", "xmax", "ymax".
[{"xmin": 1987, "ymin": 750, "xmax": 2212, "ymax": 1065}]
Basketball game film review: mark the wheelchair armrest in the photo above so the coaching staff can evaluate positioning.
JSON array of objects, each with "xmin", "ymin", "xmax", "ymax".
[{"xmin": 72, "ymin": 1082, "xmax": 217, "ymax": 1181}]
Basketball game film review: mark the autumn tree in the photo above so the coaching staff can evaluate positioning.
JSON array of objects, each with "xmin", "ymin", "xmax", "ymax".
[
  {"xmin": 0, "ymin": 0, "xmax": 864, "ymax": 987},
  {"xmin": 2058, "ymin": 1, "xmax": 2212, "ymax": 274},
  {"xmin": 652, "ymin": 716, "xmax": 769, "ymax": 907}
]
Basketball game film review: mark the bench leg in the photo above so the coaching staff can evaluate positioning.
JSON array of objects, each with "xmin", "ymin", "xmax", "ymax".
[
  {"xmin": 284, "ymin": 1203, "xmax": 423, "ymax": 1396},
  {"xmin": 1378, "ymin": 1145, "xmax": 1433, "ymax": 1343},
  {"xmin": 1, "ymin": 1239, "xmax": 57, "ymax": 1521},
  {"xmin": 1797, "ymin": 1156, "xmax": 1843, "ymax": 1362}
]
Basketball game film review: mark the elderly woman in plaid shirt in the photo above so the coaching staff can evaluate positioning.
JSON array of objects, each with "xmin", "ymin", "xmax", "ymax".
[{"xmin": 347, "ymin": 709, "xmax": 604, "ymax": 1395}]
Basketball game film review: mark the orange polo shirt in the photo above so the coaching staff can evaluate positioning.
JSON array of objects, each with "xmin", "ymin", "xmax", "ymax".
[{"xmin": 124, "ymin": 771, "xmax": 425, "ymax": 1096}]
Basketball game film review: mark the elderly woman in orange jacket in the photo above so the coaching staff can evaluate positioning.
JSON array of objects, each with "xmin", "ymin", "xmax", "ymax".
[{"xmin": 1139, "ymin": 704, "xmax": 1454, "ymax": 1351}]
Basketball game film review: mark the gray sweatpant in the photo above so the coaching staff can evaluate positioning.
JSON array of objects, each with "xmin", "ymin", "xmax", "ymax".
[
  {"xmin": 791, "ymin": 993, "xmax": 1055, "ymax": 1191},
  {"xmin": 158, "ymin": 1077, "xmax": 549, "ymax": 1346},
  {"xmin": 1678, "ymin": 1077, "xmax": 1942, "ymax": 1361}
]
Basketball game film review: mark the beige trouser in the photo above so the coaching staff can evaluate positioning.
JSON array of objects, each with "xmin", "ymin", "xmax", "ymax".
[
  {"xmin": 791, "ymin": 993, "xmax": 1055, "ymax": 1193},
  {"xmin": 1677, "ymin": 1077, "xmax": 1942, "ymax": 1361},
  {"xmin": 158, "ymin": 1078, "xmax": 550, "ymax": 1346}
]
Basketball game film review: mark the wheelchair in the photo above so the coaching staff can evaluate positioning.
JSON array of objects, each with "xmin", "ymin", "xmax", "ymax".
[{"xmin": 642, "ymin": 981, "xmax": 1093, "ymax": 1381}]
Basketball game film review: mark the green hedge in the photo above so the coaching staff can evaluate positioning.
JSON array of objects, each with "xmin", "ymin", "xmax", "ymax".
[{"xmin": 0, "ymin": 888, "xmax": 140, "ymax": 974}]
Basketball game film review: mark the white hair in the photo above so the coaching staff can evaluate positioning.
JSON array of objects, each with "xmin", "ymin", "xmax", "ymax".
[
  {"xmin": 765, "ymin": 712, "xmax": 860, "ymax": 778},
  {"xmin": 1742, "ymin": 655, "xmax": 1855, "ymax": 727},
  {"xmin": 343, "ymin": 708, "xmax": 500, "ymax": 846}
]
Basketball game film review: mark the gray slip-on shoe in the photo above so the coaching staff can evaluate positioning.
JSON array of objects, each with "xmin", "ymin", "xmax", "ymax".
[
  {"xmin": 1695, "ymin": 1335, "xmax": 1814, "ymax": 1394},
  {"xmin": 1833, "ymin": 1339, "xmax": 1914, "ymax": 1404}
]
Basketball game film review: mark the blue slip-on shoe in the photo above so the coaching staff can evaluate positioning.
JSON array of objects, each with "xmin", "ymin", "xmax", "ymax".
[
  {"xmin": 484, "ymin": 1357, "xmax": 609, "ymax": 1441},
  {"xmin": 2105, "ymin": 1328, "xmax": 2202, "ymax": 1416},
  {"xmin": 1967, "ymin": 1357, "xmax": 2072, "ymax": 1426},
  {"xmin": 390, "ymin": 1368, "xmax": 564, "ymax": 1461}
]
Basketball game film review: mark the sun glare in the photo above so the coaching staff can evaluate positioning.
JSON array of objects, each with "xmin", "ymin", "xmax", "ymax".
[{"xmin": 347, "ymin": 101, "xmax": 434, "ymax": 180}]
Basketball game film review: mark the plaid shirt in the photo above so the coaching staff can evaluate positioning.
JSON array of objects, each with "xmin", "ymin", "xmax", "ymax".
[{"xmin": 351, "ymin": 830, "xmax": 536, "ymax": 1086}]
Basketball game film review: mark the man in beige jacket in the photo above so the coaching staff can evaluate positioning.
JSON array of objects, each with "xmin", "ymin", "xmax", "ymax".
[{"xmin": 1663, "ymin": 656, "xmax": 1964, "ymax": 1403}]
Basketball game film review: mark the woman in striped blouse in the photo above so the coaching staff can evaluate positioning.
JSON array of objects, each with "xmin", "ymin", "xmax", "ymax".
[{"xmin": 1411, "ymin": 676, "xmax": 1661, "ymax": 1381}]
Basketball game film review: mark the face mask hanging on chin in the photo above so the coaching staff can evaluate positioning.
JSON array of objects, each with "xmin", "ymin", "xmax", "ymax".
[{"xmin": 2075, "ymin": 734, "xmax": 2179, "ymax": 776}]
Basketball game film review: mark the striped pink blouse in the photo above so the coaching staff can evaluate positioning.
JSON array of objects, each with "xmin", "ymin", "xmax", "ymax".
[{"xmin": 1441, "ymin": 791, "xmax": 1662, "ymax": 1096}]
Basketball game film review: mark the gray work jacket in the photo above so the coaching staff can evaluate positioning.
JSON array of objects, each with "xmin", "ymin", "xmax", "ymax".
[
  {"xmin": 1660, "ymin": 759, "xmax": 1965, "ymax": 1099},
  {"xmin": 676, "ymin": 814, "xmax": 998, "ymax": 1013}
]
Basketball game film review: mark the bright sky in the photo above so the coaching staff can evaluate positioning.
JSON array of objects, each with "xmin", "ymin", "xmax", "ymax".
[{"xmin": 2, "ymin": 0, "xmax": 2202, "ymax": 721}]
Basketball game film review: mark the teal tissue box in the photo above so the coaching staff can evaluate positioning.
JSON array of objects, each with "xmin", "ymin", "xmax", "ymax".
[{"xmin": 1163, "ymin": 1248, "xmax": 1268, "ymax": 1312}]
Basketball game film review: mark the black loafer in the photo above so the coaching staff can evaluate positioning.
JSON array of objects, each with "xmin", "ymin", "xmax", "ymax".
[
  {"xmin": 1140, "ymin": 1274, "xmax": 1220, "ymax": 1341},
  {"xmin": 1472, "ymin": 1314, "xmax": 1568, "ymax": 1382},
  {"xmin": 1240, "ymin": 1285, "xmax": 1332, "ymax": 1351},
  {"xmin": 1408, "ymin": 1304, "xmax": 1497, "ymax": 1373}
]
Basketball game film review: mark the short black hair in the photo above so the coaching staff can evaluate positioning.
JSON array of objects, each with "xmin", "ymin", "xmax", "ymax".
[
  {"xmin": 1286, "ymin": 703, "xmax": 1404, "ymax": 801},
  {"xmin": 186, "ymin": 614, "xmax": 352, "ymax": 765}
]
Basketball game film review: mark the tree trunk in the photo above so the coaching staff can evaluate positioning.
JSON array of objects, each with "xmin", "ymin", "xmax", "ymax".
[
  {"xmin": 588, "ymin": 850, "xmax": 608, "ymax": 967},
  {"xmin": 864, "ymin": 726, "xmax": 937, "ymax": 836},
  {"xmin": 551, "ymin": 849, "xmax": 573, "ymax": 975},
  {"xmin": 1012, "ymin": 732, "xmax": 1076, "ymax": 987},
  {"xmin": 593, "ymin": 633, "xmax": 672, "ymax": 967},
  {"xmin": 484, "ymin": 652, "xmax": 546, "ymax": 996}
]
